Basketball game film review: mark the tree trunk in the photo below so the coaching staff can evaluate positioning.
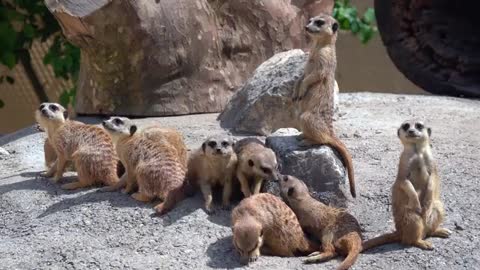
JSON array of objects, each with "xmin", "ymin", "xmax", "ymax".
[
  {"xmin": 18, "ymin": 49, "xmax": 49, "ymax": 103},
  {"xmin": 44, "ymin": 0, "xmax": 333, "ymax": 116}
]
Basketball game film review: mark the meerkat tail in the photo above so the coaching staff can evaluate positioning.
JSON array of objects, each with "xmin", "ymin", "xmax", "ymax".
[
  {"xmin": 336, "ymin": 240, "xmax": 361, "ymax": 270},
  {"xmin": 322, "ymin": 135, "xmax": 356, "ymax": 198},
  {"xmin": 361, "ymin": 232, "xmax": 399, "ymax": 251},
  {"xmin": 156, "ymin": 184, "xmax": 187, "ymax": 215}
]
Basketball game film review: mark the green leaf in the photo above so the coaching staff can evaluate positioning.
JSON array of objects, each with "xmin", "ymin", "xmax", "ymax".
[
  {"xmin": 1, "ymin": 52, "xmax": 17, "ymax": 69},
  {"xmin": 0, "ymin": 22, "xmax": 17, "ymax": 51},
  {"xmin": 23, "ymin": 24, "xmax": 35, "ymax": 38},
  {"xmin": 363, "ymin": 8, "xmax": 375, "ymax": 24},
  {"xmin": 0, "ymin": 99, "xmax": 4, "ymax": 109},
  {"xmin": 59, "ymin": 90, "xmax": 70, "ymax": 107},
  {"xmin": 6, "ymin": 76, "xmax": 14, "ymax": 84}
]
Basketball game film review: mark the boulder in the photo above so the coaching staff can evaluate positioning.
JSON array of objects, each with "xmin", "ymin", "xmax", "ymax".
[
  {"xmin": 218, "ymin": 50, "xmax": 339, "ymax": 135},
  {"xmin": 264, "ymin": 128, "xmax": 349, "ymax": 207}
]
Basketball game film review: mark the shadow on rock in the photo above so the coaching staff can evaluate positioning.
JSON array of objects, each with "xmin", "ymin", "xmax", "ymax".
[
  {"xmin": 206, "ymin": 235, "xmax": 244, "ymax": 269},
  {"xmin": 0, "ymin": 177, "xmax": 59, "ymax": 197},
  {"xmin": 156, "ymin": 195, "xmax": 202, "ymax": 226},
  {"xmin": 362, "ymin": 243, "xmax": 406, "ymax": 254}
]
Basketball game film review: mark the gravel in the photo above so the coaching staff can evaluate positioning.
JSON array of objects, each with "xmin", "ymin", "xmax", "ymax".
[{"xmin": 1, "ymin": 92, "xmax": 479, "ymax": 270}]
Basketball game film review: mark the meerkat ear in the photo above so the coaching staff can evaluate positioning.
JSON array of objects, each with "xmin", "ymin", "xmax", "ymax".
[
  {"xmin": 259, "ymin": 229, "xmax": 263, "ymax": 237},
  {"xmin": 397, "ymin": 128, "xmax": 401, "ymax": 138},
  {"xmin": 427, "ymin": 127, "xmax": 432, "ymax": 137},
  {"xmin": 202, "ymin": 142, "xmax": 206, "ymax": 153},
  {"xmin": 129, "ymin": 125, "xmax": 137, "ymax": 136},
  {"xmin": 287, "ymin": 187, "xmax": 295, "ymax": 197},
  {"xmin": 248, "ymin": 159, "xmax": 254, "ymax": 167},
  {"xmin": 332, "ymin": 22, "xmax": 339, "ymax": 33},
  {"xmin": 63, "ymin": 110, "xmax": 68, "ymax": 119}
]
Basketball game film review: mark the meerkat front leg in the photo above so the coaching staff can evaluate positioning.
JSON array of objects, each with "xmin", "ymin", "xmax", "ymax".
[
  {"xmin": 41, "ymin": 159, "xmax": 57, "ymax": 178},
  {"xmin": 252, "ymin": 176, "xmax": 263, "ymax": 195},
  {"xmin": 52, "ymin": 155, "xmax": 68, "ymax": 182},
  {"xmin": 122, "ymin": 169, "xmax": 137, "ymax": 194},
  {"xmin": 222, "ymin": 176, "xmax": 233, "ymax": 209},
  {"xmin": 421, "ymin": 175, "xmax": 434, "ymax": 220},
  {"xmin": 237, "ymin": 171, "xmax": 252, "ymax": 198},
  {"xmin": 400, "ymin": 179, "xmax": 422, "ymax": 215},
  {"xmin": 200, "ymin": 182, "xmax": 214, "ymax": 213},
  {"xmin": 100, "ymin": 172, "xmax": 128, "ymax": 192}
]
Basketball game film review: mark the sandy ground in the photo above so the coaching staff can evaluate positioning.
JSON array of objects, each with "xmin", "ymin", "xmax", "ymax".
[{"xmin": 0, "ymin": 92, "xmax": 479, "ymax": 270}]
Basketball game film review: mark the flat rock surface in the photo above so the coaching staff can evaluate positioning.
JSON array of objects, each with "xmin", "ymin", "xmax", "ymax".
[{"xmin": 1, "ymin": 93, "xmax": 479, "ymax": 269}]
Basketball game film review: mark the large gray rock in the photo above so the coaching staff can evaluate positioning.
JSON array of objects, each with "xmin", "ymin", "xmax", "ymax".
[
  {"xmin": 218, "ymin": 49, "xmax": 338, "ymax": 135},
  {"xmin": 264, "ymin": 128, "xmax": 349, "ymax": 207}
]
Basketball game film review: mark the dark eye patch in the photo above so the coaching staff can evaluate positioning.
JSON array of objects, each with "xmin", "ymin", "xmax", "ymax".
[
  {"xmin": 315, "ymin": 19, "xmax": 325, "ymax": 27},
  {"xmin": 113, "ymin": 118, "xmax": 123, "ymax": 125},
  {"xmin": 261, "ymin": 167, "xmax": 272, "ymax": 174},
  {"xmin": 402, "ymin": 123, "xmax": 410, "ymax": 131},
  {"xmin": 49, "ymin": 104, "xmax": 58, "ymax": 111},
  {"xmin": 415, "ymin": 123, "xmax": 424, "ymax": 130},
  {"xmin": 208, "ymin": 141, "xmax": 217, "ymax": 148},
  {"xmin": 221, "ymin": 141, "xmax": 229, "ymax": 147}
]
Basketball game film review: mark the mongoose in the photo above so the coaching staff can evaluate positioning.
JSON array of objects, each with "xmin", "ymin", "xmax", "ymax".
[
  {"xmin": 279, "ymin": 174, "xmax": 362, "ymax": 270},
  {"xmin": 291, "ymin": 14, "xmax": 355, "ymax": 198},
  {"xmin": 231, "ymin": 193, "xmax": 318, "ymax": 264},
  {"xmin": 102, "ymin": 124, "xmax": 187, "ymax": 192},
  {"xmin": 363, "ymin": 120, "xmax": 451, "ymax": 251},
  {"xmin": 35, "ymin": 103, "xmax": 119, "ymax": 190},
  {"xmin": 102, "ymin": 117, "xmax": 187, "ymax": 215},
  {"xmin": 187, "ymin": 136, "xmax": 237, "ymax": 213},
  {"xmin": 234, "ymin": 138, "xmax": 278, "ymax": 198}
]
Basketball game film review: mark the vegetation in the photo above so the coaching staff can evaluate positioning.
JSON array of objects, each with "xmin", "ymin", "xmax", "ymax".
[{"xmin": 0, "ymin": 0, "xmax": 376, "ymax": 109}]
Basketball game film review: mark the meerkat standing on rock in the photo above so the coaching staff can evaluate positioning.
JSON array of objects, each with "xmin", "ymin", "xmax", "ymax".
[
  {"xmin": 35, "ymin": 103, "xmax": 119, "ymax": 190},
  {"xmin": 231, "ymin": 193, "xmax": 318, "ymax": 264},
  {"xmin": 187, "ymin": 136, "xmax": 237, "ymax": 213},
  {"xmin": 234, "ymin": 138, "xmax": 278, "ymax": 198},
  {"xmin": 279, "ymin": 175, "xmax": 362, "ymax": 270},
  {"xmin": 102, "ymin": 117, "xmax": 187, "ymax": 215},
  {"xmin": 363, "ymin": 120, "xmax": 451, "ymax": 251},
  {"xmin": 291, "ymin": 14, "xmax": 356, "ymax": 198}
]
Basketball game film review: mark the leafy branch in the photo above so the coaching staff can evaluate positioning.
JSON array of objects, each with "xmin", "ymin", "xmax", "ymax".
[{"xmin": 333, "ymin": 0, "xmax": 377, "ymax": 44}]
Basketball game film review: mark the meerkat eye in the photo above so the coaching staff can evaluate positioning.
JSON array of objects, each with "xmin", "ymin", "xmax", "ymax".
[
  {"xmin": 49, "ymin": 104, "xmax": 58, "ymax": 111},
  {"xmin": 208, "ymin": 141, "xmax": 217, "ymax": 148},
  {"xmin": 113, "ymin": 118, "xmax": 123, "ymax": 125},
  {"xmin": 283, "ymin": 175, "xmax": 288, "ymax": 182},
  {"xmin": 39, "ymin": 104, "xmax": 45, "ymax": 110},
  {"xmin": 402, "ymin": 123, "xmax": 410, "ymax": 131},
  {"xmin": 221, "ymin": 141, "xmax": 229, "ymax": 147},
  {"xmin": 315, "ymin": 19, "xmax": 325, "ymax": 27},
  {"xmin": 261, "ymin": 167, "xmax": 272, "ymax": 174},
  {"xmin": 415, "ymin": 123, "xmax": 424, "ymax": 130}
]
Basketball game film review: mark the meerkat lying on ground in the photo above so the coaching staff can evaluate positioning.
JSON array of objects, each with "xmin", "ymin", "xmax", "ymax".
[
  {"xmin": 291, "ymin": 14, "xmax": 356, "ymax": 198},
  {"xmin": 234, "ymin": 138, "xmax": 278, "ymax": 198},
  {"xmin": 279, "ymin": 175, "xmax": 362, "ymax": 270},
  {"xmin": 35, "ymin": 103, "xmax": 119, "ymax": 190},
  {"xmin": 231, "ymin": 193, "xmax": 318, "ymax": 264},
  {"xmin": 187, "ymin": 136, "xmax": 237, "ymax": 213},
  {"xmin": 363, "ymin": 120, "xmax": 451, "ymax": 251},
  {"xmin": 102, "ymin": 117, "xmax": 187, "ymax": 215},
  {"xmin": 102, "ymin": 124, "xmax": 187, "ymax": 193}
]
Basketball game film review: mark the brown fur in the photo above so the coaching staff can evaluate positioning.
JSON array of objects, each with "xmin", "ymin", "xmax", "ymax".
[
  {"xmin": 234, "ymin": 138, "xmax": 278, "ymax": 198},
  {"xmin": 187, "ymin": 136, "xmax": 238, "ymax": 213},
  {"xmin": 362, "ymin": 120, "xmax": 450, "ymax": 251},
  {"xmin": 35, "ymin": 103, "xmax": 119, "ymax": 190},
  {"xmin": 279, "ymin": 175, "xmax": 362, "ymax": 270},
  {"xmin": 141, "ymin": 125, "xmax": 188, "ymax": 169},
  {"xmin": 102, "ymin": 117, "xmax": 187, "ymax": 215},
  {"xmin": 231, "ymin": 193, "xmax": 318, "ymax": 264},
  {"xmin": 291, "ymin": 14, "xmax": 355, "ymax": 198}
]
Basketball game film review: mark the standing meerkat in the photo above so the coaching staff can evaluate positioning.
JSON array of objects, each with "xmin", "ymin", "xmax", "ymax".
[
  {"xmin": 187, "ymin": 136, "xmax": 237, "ymax": 213},
  {"xmin": 35, "ymin": 103, "xmax": 119, "ymax": 190},
  {"xmin": 102, "ymin": 117, "xmax": 187, "ymax": 215},
  {"xmin": 234, "ymin": 138, "xmax": 278, "ymax": 198},
  {"xmin": 291, "ymin": 14, "xmax": 355, "ymax": 198},
  {"xmin": 363, "ymin": 120, "xmax": 451, "ymax": 251},
  {"xmin": 231, "ymin": 193, "xmax": 318, "ymax": 264},
  {"xmin": 279, "ymin": 175, "xmax": 362, "ymax": 270}
]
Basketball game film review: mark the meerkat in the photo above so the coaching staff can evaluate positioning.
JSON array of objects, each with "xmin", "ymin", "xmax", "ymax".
[
  {"xmin": 102, "ymin": 116, "xmax": 187, "ymax": 215},
  {"xmin": 362, "ymin": 120, "xmax": 451, "ymax": 251},
  {"xmin": 102, "ymin": 124, "xmax": 188, "ymax": 193},
  {"xmin": 279, "ymin": 174, "xmax": 362, "ymax": 270},
  {"xmin": 187, "ymin": 136, "xmax": 237, "ymax": 213},
  {"xmin": 231, "ymin": 193, "xmax": 318, "ymax": 264},
  {"xmin": 35, "ymin": 103, "xmax": 119, "ymax": 190},
  {"xmin": 291, "ymin": 14, "xmax": 355, "ymax": 198},
  {"xmin": 234, "ymin": 138, "xmax": 278, "ymax": 198}
]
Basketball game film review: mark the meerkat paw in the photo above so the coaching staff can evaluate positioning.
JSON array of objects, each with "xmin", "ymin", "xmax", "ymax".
[
  {"xmin": 154, "ymin": 203, "xmax": 171, "ymax": 215},
  {"xmin": 205, "ymin": 203, "xmax": 215, "ymax": 214},
  {"xmin": 307, "ymin": 251, "xmax": 321, "ymax": 257},
  {"xmin": 248, "ymin": 255, "xmax": 259, "ymax": 263},
  {"xmin": 61, "ymin": 181, "xmax": 89, "ymax": 190},
  {"xmin": 131, "ymin": 192, "xmax": 152, "ymax": 202},
  {"xmin": 40, "ymin": 171, "xmax": 54, "ymax": 178},
  {"xmin": 431, "ymin": 228, "xmax": 451, "ymax": 238},
  {"xmin": 413, "ymin": 240, "xmax": 434, "ymax": 250},
  {"xmin": 303, "ymin": 251, "xmax": 336, "ymax": 264}
]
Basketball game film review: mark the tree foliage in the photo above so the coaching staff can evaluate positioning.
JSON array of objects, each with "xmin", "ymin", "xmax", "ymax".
[
  {"xmin": 0, "ymin": 0, "xmax": 80, "ymax": 108},
  {"xmin": 333, "ymin": 0, "xmax": 377, "ymax": 43}
]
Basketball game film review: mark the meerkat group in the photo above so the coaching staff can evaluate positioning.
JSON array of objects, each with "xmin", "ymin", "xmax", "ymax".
[{"xmin": 33, "ymin": 13, "xmax": 451, "ymax": 269}]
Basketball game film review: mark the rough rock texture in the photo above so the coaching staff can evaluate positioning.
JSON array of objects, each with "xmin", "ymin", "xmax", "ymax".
[
  {"xmin": 45, "ymin": 0, "xmax": 333, "ymax": 116},
  {"xmin": 1, "ymin": 93, "xmax": 479, "ymax": 269},
  {"xmin": 264, "ymin": 128, "xmax": 348, "ymax": 207},
  {"xmin": 218, "ymin": 49, "xmax": 339, "ymax": 135}
]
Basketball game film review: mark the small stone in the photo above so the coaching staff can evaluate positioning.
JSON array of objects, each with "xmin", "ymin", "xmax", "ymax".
[{"xmin": 0, "ymin": 147, "xmax": 10, "ymax": 155}]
